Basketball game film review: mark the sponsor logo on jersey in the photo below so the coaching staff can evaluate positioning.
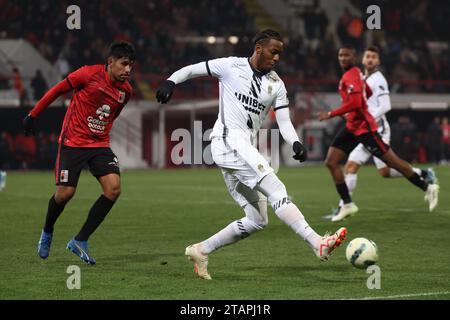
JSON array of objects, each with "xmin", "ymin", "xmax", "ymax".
[
  {"xmin": 60, "ymin": 170, "xmax": 69, "ymax": 183},
  {"xmin": 235, "ymin": 92, "xmax": 266, "ymax": 115},
  {"xmin": 96, "ymin": 105, "xmax": 111, "ymax": 120}
]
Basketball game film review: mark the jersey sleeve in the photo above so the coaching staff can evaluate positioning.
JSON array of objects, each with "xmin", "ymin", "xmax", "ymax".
[
  {"xmin": 376, "ymin": 76, "xmax": 389, "ymax": 97},
  {"xmin": 343, "ymin": 69, "xmax": 363, "ymax": 94},
  {"xmin": 274, "ymin": 81, "xmax": 289, "ymax": 109},
  {"xmin": 66, "ymin": 66, "xmax": 91, "ymax": 89},
  {"xmin": 205, "ymin": 57, "xmax": 235, "ymax": 80}
]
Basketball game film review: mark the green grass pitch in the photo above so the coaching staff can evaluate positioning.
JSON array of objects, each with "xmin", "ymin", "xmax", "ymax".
[{"xmin": 0, "ymin": 166, "xmax": 449, "ymax": 300}]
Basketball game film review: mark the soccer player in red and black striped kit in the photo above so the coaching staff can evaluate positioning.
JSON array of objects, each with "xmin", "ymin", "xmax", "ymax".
[
  {"xmin": 24, "ymin": 41, "xmax": 134, "ymax": 264},
  {"xmin": 318, "ymin": 45, "xmax": 439, "ymax": 222}
]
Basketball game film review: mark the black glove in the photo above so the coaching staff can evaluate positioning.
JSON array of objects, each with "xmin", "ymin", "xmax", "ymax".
[
  {"xmin": 23, "ymin": 114, "xmax": 36, "ymax": 136},
  {"xmin": 155, "ymin": 80, "xmax": 175, "ymax": 104},
  {"xmin": 293, "ymin": 141, "xmax": 307, "ymax": 162}
]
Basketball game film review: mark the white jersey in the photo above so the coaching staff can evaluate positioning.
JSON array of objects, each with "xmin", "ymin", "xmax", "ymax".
[
  {"xmin": 207, "ymin": 57, "xmax": 289, "ymax": 140},
  {"xmin": 365, "ymin": 70, "xmax": 390, "ymax": 135}
]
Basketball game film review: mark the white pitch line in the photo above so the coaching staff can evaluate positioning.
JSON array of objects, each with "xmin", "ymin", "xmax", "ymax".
[{"xmin": 343, "ymin": 291, "xmax": 450, "ymax": 300}]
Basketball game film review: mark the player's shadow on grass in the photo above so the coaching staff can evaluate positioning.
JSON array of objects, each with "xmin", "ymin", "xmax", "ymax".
[
  {"xmin": 99, "ymin": 252, "xmax": 181, "ymax": 263},
  {"xmin": 220, "ymin": 265, "xmax": 351, "ymax": 283}
]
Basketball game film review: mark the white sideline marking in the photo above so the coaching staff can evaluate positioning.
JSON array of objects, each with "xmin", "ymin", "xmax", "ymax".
[{"xmin": 343, "ymin": 291, "xmax": 450, "ymax": 300}]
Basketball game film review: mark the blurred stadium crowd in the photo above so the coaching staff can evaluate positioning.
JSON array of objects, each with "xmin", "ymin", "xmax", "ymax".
[
  {"xmin": 0, "ymin": 0, "xmax": 450, "ymax": 169},
  {"xmin": 1, "ymin": 0, "xmax": 449, "ymax": 94}
]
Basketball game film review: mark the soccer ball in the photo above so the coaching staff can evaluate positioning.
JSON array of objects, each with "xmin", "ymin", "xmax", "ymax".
[{"xmin": 345, "ymin": 237, "xmax": 378, "ymax": 269}]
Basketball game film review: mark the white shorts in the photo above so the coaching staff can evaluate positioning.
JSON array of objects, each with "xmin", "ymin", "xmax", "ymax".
[
  {"xmin": 211, "ymin": 135, "xmax": 274, "ymax": 190},
  {"xmin": 220, "ymin": 168, "xmax": 266, "ymax": 208},
  {"xmin": 348, "ymin": 128, "xmax": 390, "ymax": 169}
]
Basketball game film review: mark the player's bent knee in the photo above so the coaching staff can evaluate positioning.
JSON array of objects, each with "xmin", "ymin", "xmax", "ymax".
[
  {"xmin": 345, "ymin": 161, "xmax": 359, "ymax": 174},
  {"xmin": 55, "ymin": 187, "xmax": 76, "ymax": 203},
  {"xmin": 104, "ymin": 186, "xmax": 121, "ymax": 201},
  {"xmin": 325, "ymin": 156, "xmax": 339, "ymax": 169},
  {"xmin": 244, "ymin": 200, "xmax": 268, "ymax": 229},
  {"xmin": 257, "ymin": 173, "xmax": 288, "ymax": 206}
]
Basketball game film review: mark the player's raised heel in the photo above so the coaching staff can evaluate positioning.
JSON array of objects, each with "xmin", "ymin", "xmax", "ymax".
[
  {"xmin": 331, "ymin": 203, "xmax": 358, "ymax": 222},
  {"xmin": 37, "ymin": 230, "xmax": 53, "ymax": 259},
  {"xmin": 66, "ymin": 238, "xmax": 96, "ymax": 265},
  {"xmin": 185, "ymin": 244, "xmax": 211, "ymax": 280},
  {"xmin": 314, "ymin": 227, "xmax": 348, "ymax": 261}
]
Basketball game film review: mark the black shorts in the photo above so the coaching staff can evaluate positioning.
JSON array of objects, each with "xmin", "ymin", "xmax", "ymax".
[
  {"xmin": 331, "ymin": 127, "xmax": 390, "ymax": 158},
  {"xmin": 55, "ymin": 145, "xmax": 120, "ymax": 187}
]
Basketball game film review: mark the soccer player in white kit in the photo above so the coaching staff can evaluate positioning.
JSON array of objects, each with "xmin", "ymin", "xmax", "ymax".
[
  {"xmin": 156, "ymin": 30, "xmax": 347, "ymax": 280},
  {"xmin": 329, "ymin": 46, "xmax": 438, "ymax": 220}
]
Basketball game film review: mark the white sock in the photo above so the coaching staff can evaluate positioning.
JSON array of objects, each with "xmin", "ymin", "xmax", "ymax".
[
  {"xmin": 345, "ymin": 173, "xmax": 357, "ymax": 194},
  {"xmin": 201, "ymin": 217, "xmax": 260, "ymax": 254},
  {"xmin": 275, "ymin": 203, "xmax": 321, "ymax": 249}
]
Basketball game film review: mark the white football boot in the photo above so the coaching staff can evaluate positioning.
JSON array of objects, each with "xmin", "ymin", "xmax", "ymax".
[
  {"xmin": 314, "ymin": 227, "xmax": 348, "ymax": 261},
  {"xmin": 331, "ymin": 202, "xmax": 358, "ymax": 222},
  {"xmin": 424, "ymin": 183, "xmax": 439, "ymax": 212},
  {"xmin": 185, "ymin": 243, "xmax": 212, "ymax": 280}
]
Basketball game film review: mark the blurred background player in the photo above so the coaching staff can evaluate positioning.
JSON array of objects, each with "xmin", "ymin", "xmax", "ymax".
[
  {"xmin": 156, "ymin": 29, "xmax": 347, "ymax": 280},
  {"xmin": 23, "ymin": 41, "xmax": 135, "ymax": 264},
  {"xmin": 318, "ymin": 45, "xmax": 439, "ymax": 222},
  {"xmin": 325, "ymin": 46, "xmax": 437, "ymax": 219}
]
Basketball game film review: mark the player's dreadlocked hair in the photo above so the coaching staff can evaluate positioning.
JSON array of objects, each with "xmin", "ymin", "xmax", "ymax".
[
  {"xmin": 253, "ymin": 29, "xmax": 283, "ymax": 45},
  {"xmin": 108, "ymin": 41, "xmax": 136, "ymax": 62}
]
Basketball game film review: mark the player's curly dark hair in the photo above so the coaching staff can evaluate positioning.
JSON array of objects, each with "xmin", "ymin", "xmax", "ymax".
[
  {"xmin": 365, "ymin": 45, "xmax": 380, "ymax": 54},
  {"xmin": 340, "ymin": 43, "xmax": 356, "ymax": 51},
  {"xmin": 108, "ymin": 41, "xmax": 136, "ymax": 62},
  {"xmin": 253, "ymin": 29, "xmax": 283, "ymax": 45}
]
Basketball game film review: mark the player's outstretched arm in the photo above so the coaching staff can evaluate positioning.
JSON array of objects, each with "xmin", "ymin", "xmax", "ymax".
[
  {"xmin": 317, "ymin": 94, "xmax": 361, "ymax": 122},
  {"xmin": 275, "ymin": 106, "xmax": 307, "ymax": 162},
  {"xmin": 23, "ymin": 79, "xmax": 73, "ymax": 136},
  {"xmin": 156, "ymin": 62, "xmax": 210, "ymax": 104}
]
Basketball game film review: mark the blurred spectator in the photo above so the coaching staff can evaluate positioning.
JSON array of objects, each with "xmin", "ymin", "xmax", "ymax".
[
  {"xmin": 391, "ymin": 116, "xmax": 417, "ymax": 162},
  {"xmin": 36, "ymin": 132, "xmax": 58, "ymax": 169},
  {"xmin": 12, "ymin": 67, "xmax": 26, "ymax": 106},
  {"xmin": 0, "ymin": 131, "xmax": 14, "ymax": 170},
  {"xmin": 14, "ymin": 133, "xmax": 36, "ymax": 169},
  {"xmin": 31, "ymin": 69, "xmax": 48, "ymax": 101},
  {"xmin": 441, "ymin": 117, "xmax": 450, "ymax": 164},
  {"xmin": 426, "ymin": 116, "xmax": 442, "ymax": 164}
]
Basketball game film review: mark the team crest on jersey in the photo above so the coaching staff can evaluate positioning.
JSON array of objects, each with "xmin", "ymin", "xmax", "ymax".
[
  {"xmin": 60, "ymin": 170, "xmax": 69, "ymax": 183},
  {"xmin": 257, "ymin": 164, "xmax": 265, "ymax": 173},
  {"xmin": 347, "ymin": 84, "xmax": 354, "ymax": 93},
  {"xmin": 96, "ymin": 105, "xmax": 110, "ymax": 120},
  {"xmin": 118, "ymin": 90, "xmax": 126, "ymax": 103}
]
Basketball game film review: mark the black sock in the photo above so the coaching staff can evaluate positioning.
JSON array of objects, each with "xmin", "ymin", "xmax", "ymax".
[
  {"xmin": 420, "ymin": 169, "xmax": 428, "ymax": 179},
  {"xmin": 43, "ymin": 195, "xmax": 67, "ymax": 233},
  {"xmin": 408, "ymin": 173, "xmax": 428, "ymax": 191},
  {"xmin": 336, "ymin": 183, "xmax": 352, "ymax": 204},
  {"xmin": 75, "ymin": 195, "xmax": 115, "ymax": 241}
]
